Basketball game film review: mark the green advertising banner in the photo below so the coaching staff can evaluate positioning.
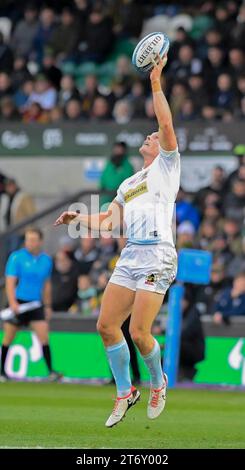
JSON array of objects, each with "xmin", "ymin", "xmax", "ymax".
[
  {"xmin": 0, "ymin": 331, "xmax": 244, "ymax": 385},
  {"xmin": 0, "ymin": 121, "xmax": 241, "ymax": 157}
]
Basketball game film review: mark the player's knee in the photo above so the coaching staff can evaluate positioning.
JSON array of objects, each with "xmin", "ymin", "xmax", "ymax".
[
  {"xmin": 96, "ymin": 320, "xmax": 112, "ymax": 339},
  {"xmin": 129, "ymin": 327, "xmax": 146, "ymax": 346}
]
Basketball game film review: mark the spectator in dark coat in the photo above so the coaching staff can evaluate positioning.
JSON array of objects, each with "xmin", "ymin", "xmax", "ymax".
[
  {"xmin": 194, "ymin": 166, "xmax": 226, "ymax": 211},
  {"xmin": 58, "ymin": 74, "xmax": 80, "ymax": 107},
  {"xmin": 10, "ymin": 4, "xmax": 39, "ymax": 58},
  {"xmin": 11, "ymin": 55, "xmax": 32, "ymax": 91},
  {"xmin": 213, "ymin": 73, "xmax": 235, "ymax": 112},
  {"xmin": 52, "ymin": 250, "xmax": 79, "ymax": 312},
  {"xmin": 74, "ymin": 238, "xmax": 99, "ymax": 275},
  {"xmin": 82, "ymin": 4, "xmax": 114, "ymax": 63},
  {"xmin": 41, "ymin": 50, "xmax": 62, "ymax": 90},
  {"xmin": 0, "ymin": 32, "xmax": 13, "ymax": 73},
  {"xmin": 33, "ymin": 7, "xmax": 56, "ymax": 64},
  {"xmin": 178, "ymin": 289, "xmax": 205, "ymax": 381},
  {"xmin": 223, "ymin": 178, "xmax": 245, "ymax": 221},
  {"xmin": 195, "ymin": 262, "xmax": 231, "ymax": 316},
  {"xmin": 48, "ymin": 7, "xmax": 80, "ymax": 62},
  {"xmin": 213, "ymin": 272, "xmax": 245, "ymax": 324}
]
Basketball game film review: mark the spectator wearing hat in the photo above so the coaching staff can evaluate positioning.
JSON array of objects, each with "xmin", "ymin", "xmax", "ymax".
[
  {"xmin": 177, "ymin": 221, "xmax": 196, "ymax": 249},
  {"xmin": 99, "ymin": 141, "xmax": 134, "ymax": 207}
]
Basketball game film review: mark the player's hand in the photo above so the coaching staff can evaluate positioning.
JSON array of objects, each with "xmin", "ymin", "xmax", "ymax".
[
  {"xmin": 10, "ymin": 301, "xmax": 20, "ymax": 315},
  {"xmin": 150, "ymin": 54, "xmax": 167, "ymax": 81},
  {"xmin": 54, "ymin": 211, "xmax": 79, "ymax": 226}
]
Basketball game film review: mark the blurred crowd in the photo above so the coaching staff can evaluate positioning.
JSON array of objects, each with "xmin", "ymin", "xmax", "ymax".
[{"xmin": 0, "ymin": 0, "xmax": 244, "ymax": 123}]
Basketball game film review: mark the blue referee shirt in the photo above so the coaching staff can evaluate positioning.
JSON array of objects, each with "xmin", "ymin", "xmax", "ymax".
[{"xmin": 5, "ymin": 248, "xmax": 53, "ymax": 302}]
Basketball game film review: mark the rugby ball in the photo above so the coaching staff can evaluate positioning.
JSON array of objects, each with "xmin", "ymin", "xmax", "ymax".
[{"xmin": 132, "ymin": 32, "xmax": 170, "ymax": 73}]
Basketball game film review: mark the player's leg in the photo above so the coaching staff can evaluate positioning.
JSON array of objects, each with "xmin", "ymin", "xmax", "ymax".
[
  {"xmin": 0, "ymin": 322, "xmax": 18, "ymax": 379},
  {"xmin": 30, "ymin": 320, "xmax": 61, "ymax": 380},
  {"xmin": 97, "ymin": 282, "xmax": 135, "ymax": 396},
  {"xmin": 97, "ymin": 282, "xmax": 140, "ymax": 427},
  {"xmin": 130, "ymin": 290, "xmax": 167, "ymax": 419}
]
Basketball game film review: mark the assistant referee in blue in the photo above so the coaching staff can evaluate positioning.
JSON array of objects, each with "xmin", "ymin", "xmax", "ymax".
[{"xmin": 0, "ymin": 228, "xmax": 61, "ymax": 381}]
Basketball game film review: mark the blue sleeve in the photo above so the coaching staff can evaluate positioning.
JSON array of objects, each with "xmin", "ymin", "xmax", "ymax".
[
  {"xmin": 5, "ymin": 252, "xmax": 20, "ymax": 277},
  {"xmin": 45, "ymin": 257, "xmax": 53, "ymax": 280}
]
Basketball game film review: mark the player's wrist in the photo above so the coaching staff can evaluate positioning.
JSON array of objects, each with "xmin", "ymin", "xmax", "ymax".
[{"xmin": 151, "ymin": 80, "xmax": 162, "ymax": 93}]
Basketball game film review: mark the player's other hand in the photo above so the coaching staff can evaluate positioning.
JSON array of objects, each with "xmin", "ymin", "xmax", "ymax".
[
  {"xmin": 150, "ymin": 54, "xmax": 167, "ymax": 81},
  {"xmin": 54, "ymin": 211, "xmax": 79, "ymax": 226}
]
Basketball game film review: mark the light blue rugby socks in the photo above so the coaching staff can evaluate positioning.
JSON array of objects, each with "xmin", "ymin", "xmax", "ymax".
[
  {"xmin": 106, "ymin": 338, "xmax": 132, "ymax": 398},
  {"xmin": 142, "ymin": 339, "xmax": 164, "ymax": 390}
]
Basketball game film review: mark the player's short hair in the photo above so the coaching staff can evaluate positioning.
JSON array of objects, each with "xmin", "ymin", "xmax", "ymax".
[{"xmin": 25, "ymin": 227, "xmax": 44, "ymax": 240}]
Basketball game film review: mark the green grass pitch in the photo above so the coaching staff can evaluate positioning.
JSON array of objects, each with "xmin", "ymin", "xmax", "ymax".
[{"xmin": 0, "ymin": 382, "xmax": 244, "ymax": 449}]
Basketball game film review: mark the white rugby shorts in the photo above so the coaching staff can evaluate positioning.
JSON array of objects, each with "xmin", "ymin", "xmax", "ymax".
[{"xmin": 109, "ymin": 244, "xmax": 177, "ymax": 295}]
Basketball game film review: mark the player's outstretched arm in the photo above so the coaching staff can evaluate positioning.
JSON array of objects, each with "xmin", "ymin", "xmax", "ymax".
[
  {"xmin": 54, "ymin": 199, "xmax": 123, "ymax": 231},
  {"xmin": 150, "ymin": 55, "xmax": 177, "ymax": 152}
]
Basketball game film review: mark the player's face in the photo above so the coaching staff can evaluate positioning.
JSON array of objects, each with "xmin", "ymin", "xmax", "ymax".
[
  {"xmin": 139, "ymin": 132, "xmax": 160, "ymax": 159},
  {"xmin": 25, "ymin": 232, "xmax": 43, "ymax": 254}
]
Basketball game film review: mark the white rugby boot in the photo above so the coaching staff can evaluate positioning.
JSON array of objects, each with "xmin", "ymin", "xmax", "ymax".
[
  {"xmin": 147, "ymin": 373, "xmax": 168, "ymax": 420},
  {"xmin": 105, "ymin": 386, "xmax": 141, "ymax": 428}
]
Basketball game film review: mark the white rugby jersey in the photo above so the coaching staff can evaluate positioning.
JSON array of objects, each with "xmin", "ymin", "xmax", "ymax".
[{"xmin": 115, "ymin": 147, "xmax": 180, "ymax": 247}]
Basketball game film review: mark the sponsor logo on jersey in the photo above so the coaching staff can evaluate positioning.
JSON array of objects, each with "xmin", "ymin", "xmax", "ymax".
[{"xmin": 124, "ymin": 181, "xmax": 148, "ymax": 203}]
